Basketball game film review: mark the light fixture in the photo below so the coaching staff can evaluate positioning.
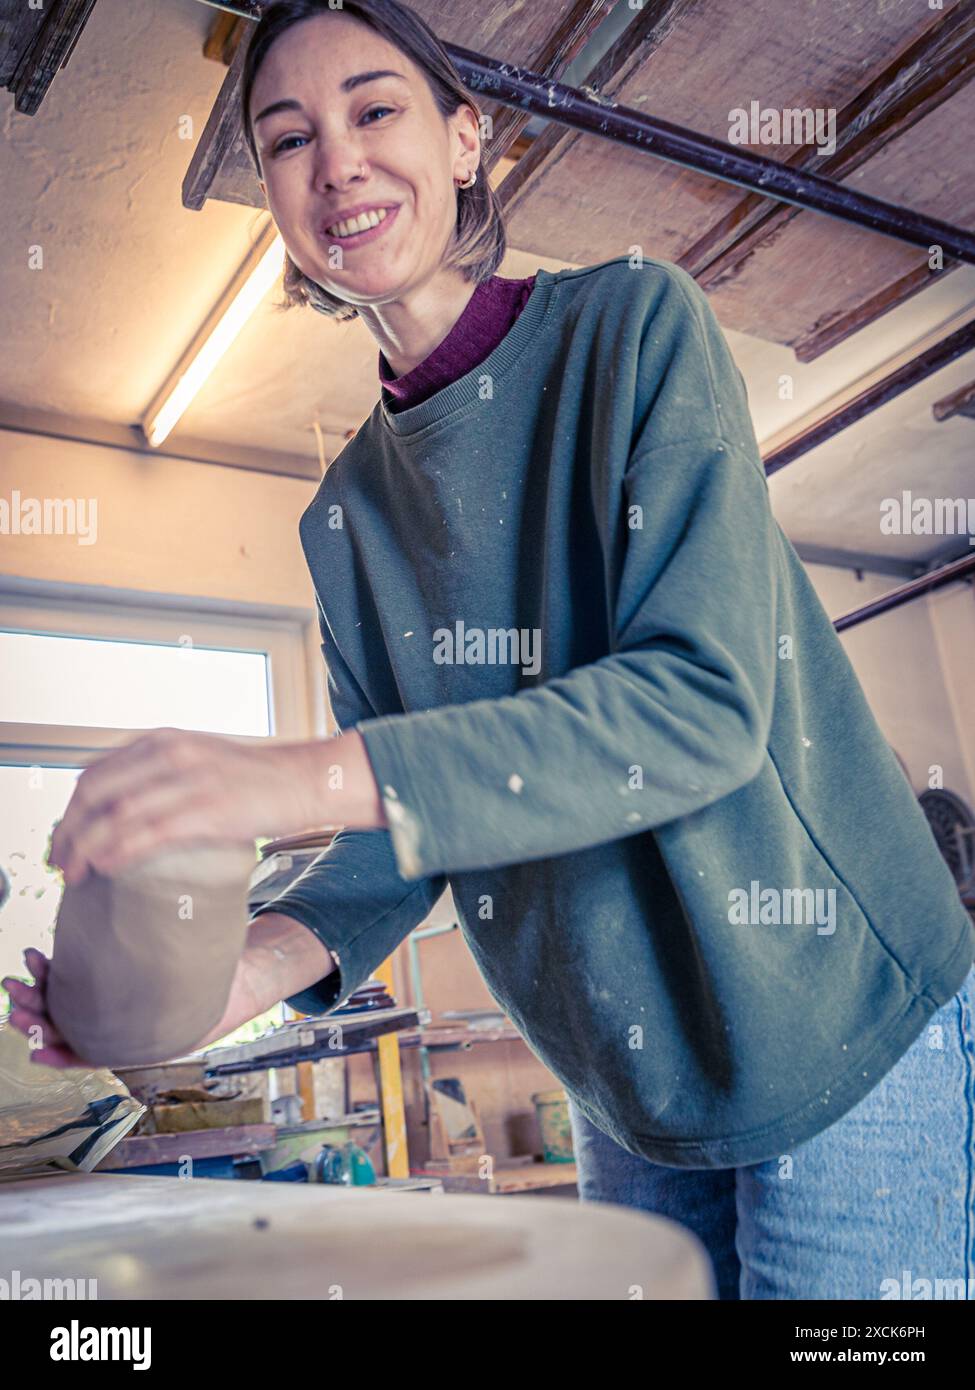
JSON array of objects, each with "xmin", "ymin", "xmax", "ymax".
[{"xmin": 141, "ymin": 219, "xmax": 285, "ymax": 448}]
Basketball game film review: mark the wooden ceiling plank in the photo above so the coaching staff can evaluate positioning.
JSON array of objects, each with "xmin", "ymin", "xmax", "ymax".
[
  {"xmin": 179, "ymin": 0, "xmax": 975, "ymax": 355},
  {"xmin": 502, "ymin": 0, "xmax": 944, "ymax": 268},
  {"xmin": 706, "ymin": 81, "xmax": 975, "ymax": 347},
  {"xmin": 492, "ymin": 5, "xmax": 975, "ymax": 267},
  {"xmin": 687, "ymin": 4, "xmax": 975, "ymax": 285},
  {"xmin": 792, "ymin": 261, "xmax": 957, "ymax": 363},
  {"xmin": 0, "ymin": 0, "xmax": 49, "ymax": 87},
  {"xmin": 203, "ymin": 13, "xmax": 247, "ymax": 67},
  {"xmin": 183, "ymin": 24, "xmax": 251, "ymax": 211},
  {"xmin": 498, "ymin": 0, "xmax": 696, "ymax": 219}
]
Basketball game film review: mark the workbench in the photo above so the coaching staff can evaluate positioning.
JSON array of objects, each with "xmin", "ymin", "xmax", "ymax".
[{"xmin": 0, "ymin": 1170, "xmax": 713, "ymax": 1300}]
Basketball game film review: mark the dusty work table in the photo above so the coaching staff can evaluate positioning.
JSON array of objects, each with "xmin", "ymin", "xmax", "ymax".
[{"xmin": 0, "ymin": 1170, "xmax": 713, "ymax": 1300}]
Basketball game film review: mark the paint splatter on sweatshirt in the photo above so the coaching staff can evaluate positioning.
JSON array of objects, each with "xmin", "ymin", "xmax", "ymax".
[{"xmin": 252, "ymin": 257, "xmax": 974, "ymax": 1168}]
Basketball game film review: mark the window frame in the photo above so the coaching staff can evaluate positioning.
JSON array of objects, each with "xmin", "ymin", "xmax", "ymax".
[{"xmin": 0, "ymin": 591, "xmax": 318, "ymax": 768}]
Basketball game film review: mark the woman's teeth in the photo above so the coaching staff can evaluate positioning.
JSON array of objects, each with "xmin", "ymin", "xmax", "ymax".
[{"xmin": 327, "ymin": 208, "xmax": 389, "ymax": 238}]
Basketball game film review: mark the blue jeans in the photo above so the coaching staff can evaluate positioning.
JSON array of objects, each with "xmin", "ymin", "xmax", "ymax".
[{"xmin": 569, "ymin": 965, "xmax": 975, "ymax": 1299}]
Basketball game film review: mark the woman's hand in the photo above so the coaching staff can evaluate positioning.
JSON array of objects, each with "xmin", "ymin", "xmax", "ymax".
[
  {"xmin": 49, "ymin": 726, "xmax": 386, "ymax": 886},
  {"xmin": 2, "ymin": 949, "xmax": 92, "ymax": 1068}
]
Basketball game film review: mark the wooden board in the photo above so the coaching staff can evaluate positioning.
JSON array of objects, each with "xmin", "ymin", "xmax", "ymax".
[
  {"xmin": 202, "ymin": 1008, "xmax": 423, "ymax": 1074},
  {"xmin": 428, "ymin": 1162, "xmax": 579, "ymax": 1195},
  {"xmin": 0, "ymin": 0, "xmax": 44, "ymax": 85},
  {"xmin": 145, "ymin": 1098, "xmax": 265, "ymax": 1133},
  {"xmin": 0, "ymin": 0, "xmax": 98, "ymax": 115},
  {"xmin": 0, "ymin": 1171, "xmax": 713, "ymax": 1299},
  {"xmin": 93, "ymin": 1125, "xmax": 276, "ymax": 1170}
]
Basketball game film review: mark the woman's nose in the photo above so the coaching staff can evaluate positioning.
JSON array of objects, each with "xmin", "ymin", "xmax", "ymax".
[{"xmin": 311, "ymin": 137, "xmax": 368, "ymax": 194}]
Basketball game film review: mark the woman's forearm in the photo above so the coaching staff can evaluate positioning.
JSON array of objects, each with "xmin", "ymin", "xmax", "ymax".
[
  {"xmin": 48, "ymin": 729, "xmax": 387, "ymax": 887},
  {"xmin": 195, "ymin": 910, "xmax": 336, "ymax": 1049}
]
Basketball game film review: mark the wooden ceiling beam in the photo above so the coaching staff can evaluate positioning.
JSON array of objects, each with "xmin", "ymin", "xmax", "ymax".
[
  {"xmin": 184, "ymin": 1, "xmax": 975, "ymax": 361},
  {"xmin": 457, "ymin": 36, "xmax": 975, "ymax": 264},
  {"xmin": 203, "ymin": 12, "xmax": 247, "ymax": 67},
  {"xmin": 183, "ymin": 17, "xmax": 251, "ymax": 211},
  {"xmin": 0, "ymin": 0, "xmax": 98, "ymax": 116},
  {"xmin": 473, "ymin": 0, "xmax": 619, "ymax": 178},
  {"xmin": 932, "ymin": 377, "xmax": 975, "ymax": 423}
]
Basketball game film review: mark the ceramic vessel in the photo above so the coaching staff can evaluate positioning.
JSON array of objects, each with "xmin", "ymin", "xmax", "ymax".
[{"xmin": 48, "ymin": 844, "xmax": 256, "ymax": 1067}]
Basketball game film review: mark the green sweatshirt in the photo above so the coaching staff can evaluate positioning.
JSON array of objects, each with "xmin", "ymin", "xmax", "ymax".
[{"xmin": 253, "ymin": 256, "xmax": 974, "ymax": 1168}]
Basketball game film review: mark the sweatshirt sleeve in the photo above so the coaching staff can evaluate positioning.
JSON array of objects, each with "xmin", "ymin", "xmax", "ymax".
[
  {"xmin": 355, "ymin": 282, "xmax": 780, "ymax": 882},
  {"xmin": 250, "ymin": 604, "xmax": 446, "ymax": 1014}
]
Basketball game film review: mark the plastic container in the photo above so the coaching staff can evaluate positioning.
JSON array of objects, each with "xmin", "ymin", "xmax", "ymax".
[{"xmin": 532, "ymin": 1088, "xmax": 575, "ymax": 1163}]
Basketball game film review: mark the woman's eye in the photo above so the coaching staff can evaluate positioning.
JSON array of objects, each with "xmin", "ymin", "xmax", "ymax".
[
  {"xmin": 361, "ymin": 105, "xmax": 394, "ymax": 124},
  {"xmin": 272, "ymin": 135, "xmax": 307, "ymax": 155},
  {"xmin": 270, "ymin": 107, "xmax": 391, "ymax": 155}
]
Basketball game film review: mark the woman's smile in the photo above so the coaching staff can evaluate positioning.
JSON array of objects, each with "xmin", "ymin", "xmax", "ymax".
[{"xmin": 319, "ymin": 202, "xmax": 401, "ymax": 250}]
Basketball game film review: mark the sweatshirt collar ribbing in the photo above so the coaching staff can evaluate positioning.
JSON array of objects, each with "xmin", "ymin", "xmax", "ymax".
[{"xmin": 378, "ymin": 266, "xmax": 560, "ymax": 439}]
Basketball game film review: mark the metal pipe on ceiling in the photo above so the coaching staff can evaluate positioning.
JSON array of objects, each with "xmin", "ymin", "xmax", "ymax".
[
  {"xmin": 764, "ymin": 318, "xmax": 975, "ymax": 476},
  {"xmin": 445, "ymin": 42, "xmax": 975, "ymax": 267},
  {"xmin": 192, "ymin": 0, "xmax": 975, "ymax": 265},
  {"xmin": 833, "ymin": 552, "xmax": 975, "ymax": 633}
]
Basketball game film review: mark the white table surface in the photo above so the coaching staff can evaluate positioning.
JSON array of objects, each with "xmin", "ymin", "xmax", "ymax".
[{"xmin": 0, "ymin": 1170, "xmax": 714, "ymax": 1300}]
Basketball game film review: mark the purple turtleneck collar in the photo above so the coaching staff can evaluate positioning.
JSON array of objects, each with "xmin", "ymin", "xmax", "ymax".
[{"xmin": 379, "ymin": 273, "xmax": 536, "ymax": 412}]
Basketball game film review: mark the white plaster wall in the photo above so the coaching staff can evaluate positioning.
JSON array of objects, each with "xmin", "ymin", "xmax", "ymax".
[
  {"xmin": 927, "ymin": 582, "xmax": 975, "ymax": 805},
  {"xmin": 0, "ymin": 430, "xmax": 320, "ymax": 610},
  {"xmin": 807, "ymin": 563, "xmax": 975, "ymax": 809}
]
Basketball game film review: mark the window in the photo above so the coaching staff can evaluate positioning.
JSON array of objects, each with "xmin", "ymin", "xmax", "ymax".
[
  {"xmin": 0, "ymin": 590, "xmax": 319, "ymax": 1038},
  {"xmin": 0, "ymin": 631, "xmax": 271, "ymax": 735},
  {"xmin": 0, "ymin": 765, "xmax": 80, "ymax": 985}
]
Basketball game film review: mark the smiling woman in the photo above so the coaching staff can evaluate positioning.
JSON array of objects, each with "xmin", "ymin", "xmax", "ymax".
[
  {"xmin": 9, "ymin": 0, "xmax": 975, "ymax": 1307},
  {"xmin": 240, "ymin": 0, "xmax": 506, "ymax": 327}
]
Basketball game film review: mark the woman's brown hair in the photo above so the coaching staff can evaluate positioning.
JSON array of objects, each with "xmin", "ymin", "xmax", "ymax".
[{"xmin": 241, "ymin": 0, "xmax": 507, "ymax": 321}]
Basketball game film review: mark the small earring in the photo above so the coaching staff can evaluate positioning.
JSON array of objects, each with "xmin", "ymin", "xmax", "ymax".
[{"xmin": 457, "ymin": 169, "xmax": 477, "ymax": 189}]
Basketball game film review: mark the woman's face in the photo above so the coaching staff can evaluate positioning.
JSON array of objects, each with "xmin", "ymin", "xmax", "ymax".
[{"xmin": 250, "ymin": 12, "xmax": 479, "ymax": 306}]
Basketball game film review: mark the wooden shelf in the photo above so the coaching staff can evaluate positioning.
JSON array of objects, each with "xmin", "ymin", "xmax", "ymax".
[{"xmin": 417, "ymin": 1161, "xmax": 578, "ymax": 1195}]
